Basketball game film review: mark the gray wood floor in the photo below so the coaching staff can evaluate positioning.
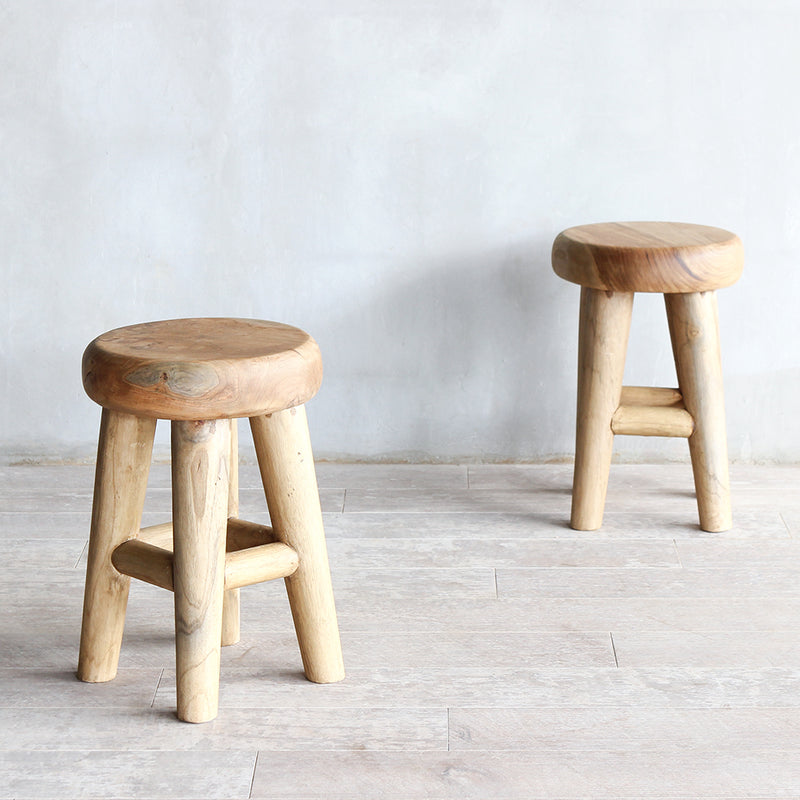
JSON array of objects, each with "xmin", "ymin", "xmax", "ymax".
[{"xmin": 1, "ymin": 461, "xmax": 799, "ymax": 799}]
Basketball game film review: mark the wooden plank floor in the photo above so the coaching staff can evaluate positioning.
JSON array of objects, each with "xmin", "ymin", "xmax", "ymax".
[{"xmin": 1, "ymin": 461, "xmax": 799, "ymax": 798}]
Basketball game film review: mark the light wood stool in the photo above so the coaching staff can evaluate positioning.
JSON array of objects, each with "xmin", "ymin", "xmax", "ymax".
[
  {"xmin": 552, "ymin": 222, "xmax": 743, "ymax": 532},
  {"xmin": 77, "ymin": 318, "xmax": 345, "ymax": 722}
]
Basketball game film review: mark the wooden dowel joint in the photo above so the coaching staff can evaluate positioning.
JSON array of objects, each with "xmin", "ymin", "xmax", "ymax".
[
  {"xmin": 611, "ymin": 404, "xmax": 695, "ymax": 438},
  {"xmin": 619, "ymin": 386, "xmax": 685, "ymax": 408},
  {"xmin": 112, "ymin": 519, "xmax": 296, "ymax": 593},
  {"xmin": 112, "ymin": 539, "xmax": 174, "ymax": 591},
  {"xmin": 139, "ymin": 518, "xmax": 276, "ymax": 552},
  {"xmin": 224, "ymin": 542, "xmax": 299, "ymax": 590}
]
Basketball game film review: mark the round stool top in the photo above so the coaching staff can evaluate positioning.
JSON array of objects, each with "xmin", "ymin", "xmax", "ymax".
[
  {"xmin": 82, "ymin": 318, "xmax": 323, "ymax": 420},
  {"xmin": 551, "ymin": 221, "xmax": 743, "ymax": 293}
]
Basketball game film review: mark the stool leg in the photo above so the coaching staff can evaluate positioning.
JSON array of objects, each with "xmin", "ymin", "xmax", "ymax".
[
  {"xmin": 250, "ymin": 406, "xmax": 345, "ymax": 684},
  {"xmin": 172, "ymin": 419, "xmax": 230, "ymax": 723},
  {"xmin": 571, "ymin": 287, "xmax": 634, "ymax": 530},
  {"xmin": 221, "ymin": 419, "xmax": 240, "ymax": 646},
  {"xmin": 78, "ymin": 409, "xmax": 155, "ymax": 682},
  {"xmin": 665, "ymin": 291, "xmax": 732, "ymax": 532}
]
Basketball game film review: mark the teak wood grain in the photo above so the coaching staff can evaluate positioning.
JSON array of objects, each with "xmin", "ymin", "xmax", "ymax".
[
  {"xmin": 612, "ymin": 386, "xmax": 694, "ymax": 438},
  {"xmin": 82, "ymin": 318, "xmax": 322, "ymax": 420},
  {"xmin": 251, "ymin": 406, "xmax": 345, "ymax": 684},
  {"xmin": 571, "ymin": 288, "xmax": 633, "ymax": 531},
  {"xmin": 552, "ymin": 221, "xmax": 743, "ymax": 293},
  {"xmin": 222, "ymin": 419, "xmax": 240, "ymax": 646},
  {"xmin": 78, "ymin": 409, "xmax": 155, "ymax": 682},
  {"xmin": 666, "ymin": 291, "xmax": 732, "ymax": 531},
  {"xmin": 171, "ymin": 419, "xmax": 230, "ymax": 723}
]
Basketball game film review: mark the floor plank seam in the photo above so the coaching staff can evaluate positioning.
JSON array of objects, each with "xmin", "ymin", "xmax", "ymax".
[
  {"xmin": 150, "ymin": 668, "xmax": 164, "ymax": 708},
  {"xmin": 672, "ymin": 538, "xmax": 683, "ymax": 567},
  {"xmin": 248, "ymin": 751, "xmax": 259, "ymax": 799},
  {"xmin": 73, "ymin": 541, "xmax": 87, "ymax": 570}
]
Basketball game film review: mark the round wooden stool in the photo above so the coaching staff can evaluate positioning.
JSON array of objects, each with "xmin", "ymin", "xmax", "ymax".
[
  {"xmin": 77, "ymin": 318, "xmax": 345, "ymax": 722},
  {"xmin": 552, "ymin": 222, "xmax": 744, "ymax": 532}
]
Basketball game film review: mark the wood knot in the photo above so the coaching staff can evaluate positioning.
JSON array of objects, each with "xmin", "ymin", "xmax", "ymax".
[{"xmin": 126, "ymin": 363, "xmax": 219, "ymax": 398}]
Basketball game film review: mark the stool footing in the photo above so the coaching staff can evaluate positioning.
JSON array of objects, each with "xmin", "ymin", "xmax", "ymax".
[
  {"xmin": 171, "ymin": 419, "xmax": 230, "ymax": 724},
  {"xmin": 252, "ymin": 407, "xmax": 346, "ymax": 684},
  {"xmin": 78, "ymin": 409, "xmax": 155, "ymax": 683},
  {"xmin": 221, "ymin": 590, "xmax": 240, "ymax": 646},
  {"xmin": 571, "ymin": 287, "xmax": 633, "ymax": 531},
  {"xmin": 222, "ymin": 423, "xmax": 241, "ymax": 646},
  {"xmin": 79, "ymin": 407, "xmax": 343, "ymax": 721},
  {"xmin": 666, "ymin": 291, "xmax": 732, "ymax": 532},
  {"xmin": 568, "ymin": 288, "xmax": 733, "ymax": 533}
]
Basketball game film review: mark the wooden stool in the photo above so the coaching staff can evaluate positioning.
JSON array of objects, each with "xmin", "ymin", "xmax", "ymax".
[
  {"xmin": 552, "ymin": 222, "xmax": 743, "ymax": 532},
  {"xmin": 77, "ymin": 318, "xmax": 345, "ymax": 722}
]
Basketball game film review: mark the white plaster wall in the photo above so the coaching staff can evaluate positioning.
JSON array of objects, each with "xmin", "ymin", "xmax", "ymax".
[{"xmin": 2, "ymin": 0, "xmax": 799, "ymax": 462}]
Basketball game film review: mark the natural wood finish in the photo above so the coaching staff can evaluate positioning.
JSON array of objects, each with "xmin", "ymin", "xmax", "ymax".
[
  {"xmin": 613, "ymin": 384, "xmax": 694, "ymax": 438},
  {"xmin": 112, "ymin": 539, "xmax": 175, "ymax": 591},
  {"xmin": 82, "ymin": 318, "xmax": 323, "ymax": 421},
  {"xmin": 222, "ymin": 419, "xmax": 240, "ymax": 646},
  {"xmin": 137, "ymin": 521, "xmax": 174, "ymax": 548},
  {"xmin": 666, "ymin": 291, "xmax": 732, "ymax": 532},
  {"xmin": 78, "ymin": 409, "xmax": 155, "ymax": 683},
  {"xmin": 571, "ymin": 288, "xmax": 633, "ymax": 531},
  {"xmin": 111, "ymin": 538, "xmax": 298, "ymax": 592},
  {"xmin": 553, "ymin": 222, "xmax": 740, "ymax": 532},
  {"xmin": 225, "ymin": 517, "xmax": 277, "ymax": 549},
  {"xmin": 251, "ymin": 406, "xmax": 345, "ymax": 684},
  {"xmin": 171, "ymin": 419, "xmax": 230, "ymax": 723},
  {"xmin": 224, "ymin": 542, "xmax": 299, "ymax": 590},
  {"xmin": 611, "ymin": 404, "xmax": 695, "ymax": 438},
  {"xmin": 79, "ymin": 317, "xmax": 338, "ymax": 721},
  {"xmin": 138, "ymin": 518, "xmax": 277, "ymax": 551},
  {"xmin": 552, "ymin": 222, "xmax": 743, "ymax": 293},
  {"xmin": 619, "ymin": 386, "xmax": 683, "ymax": 407},
  {"xmin": 221, "ymin": 580, "xmax": 240, "ymax": 643}
]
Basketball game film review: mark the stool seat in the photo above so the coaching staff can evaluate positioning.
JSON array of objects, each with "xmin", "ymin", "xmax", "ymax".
[
  {"xmin": 552, "ymin": 221, "xmax": 743, "ymax": 293},
  {"xmin": 82, "ymin": 318, "xmax": 322, "ymax": 420}
]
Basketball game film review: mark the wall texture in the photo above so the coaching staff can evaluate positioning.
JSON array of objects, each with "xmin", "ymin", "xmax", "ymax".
[{"xmin": 2, "ymin": 0, "xmax": 798, "ymax": 462}]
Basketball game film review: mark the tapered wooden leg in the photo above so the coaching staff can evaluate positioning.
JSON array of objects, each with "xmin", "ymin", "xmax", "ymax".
[
  {"xmin": 221, "ymin": 419, "xmax": 240, "ymax": 646},
  {"xmin": 250, "ymin": 406, "xmax": 345, "ymax": 684},
  {"xmin": 665, "ymin": 291, "xmax": 732, "ymax": 532},
  {"xmin": 172, "ymin": 419, "xmax": 230, "ymax": 723},
  {"xmin": 78, "ymin": 409, "xmax": 155, "ymax": 682},
  {"xmin": 571, "ymin": 287, "xmax": 634, "ymax": 530}
]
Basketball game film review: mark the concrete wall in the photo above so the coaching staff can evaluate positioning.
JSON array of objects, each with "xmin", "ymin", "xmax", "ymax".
[{"xmin": 2, "ymin": 1, "xmax": 798, "ymax": 463}]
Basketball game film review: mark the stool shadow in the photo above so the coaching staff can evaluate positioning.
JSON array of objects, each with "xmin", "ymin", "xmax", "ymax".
[
  {"xmin": 39, "ymin": 668, "xmax": 83, "ymax": 685},
  {"xmin": 222, "ymin": 667, "xmax": 308, "ymax": 685}
]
